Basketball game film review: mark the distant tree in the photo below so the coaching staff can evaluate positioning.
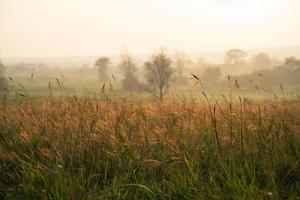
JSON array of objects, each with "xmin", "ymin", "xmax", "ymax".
[
  {"xmin": 242, "ymin": 57, "xmax": 300, "ymax": 86},
  {"xmin": 0, "ymin": 60, "xmax": 7, "ymax": 91},
  {"xmin": 144, "ymin": 49, "xmax": 174, "ymax": 101},
  {"xmin": 95, "ymin": 57, "xmax": 110, "ymax": 82},
  {"xmin": 174, "ymin": 51, "xmax": 190, "ymax": 83},
  {"xmin": 118, "ymin": 49, "xmax": 139, "ymax": 91},
  {"xmin": 224, "ymin": 49, "xmax": 247, "ymax": 66},
  {"xmin": 282, "ymin": 57, "xmax": 300, "ymax": 84},
  {"xmin": 251, "ymin": 53, "xmax": 271, "ymax": 69},
  {"xmin": 201, "ymin": 67, "xmax": 222, "ymax": 87},
  {"xmin": 284, "ymin": 57, "xmax": 300, "ymax": 69}
]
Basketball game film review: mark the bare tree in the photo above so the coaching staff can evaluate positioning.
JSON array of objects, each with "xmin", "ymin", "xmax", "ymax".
[
  {"xmin": 224, "ymin": 49, "xmax": 247, "ymax": 66},
  {"xmin": 144, "ymin": 49, "xmax": 174, "ymax": 101},
  {"xmin": 0, "ymin": 60, "xmax": 7, "ymax": 92},
  {"xmin": 118, "ymin": 49, "xmax": 139, "ymax": 91},
  {"xmin": 95, "ymin": 57, "xmax": 110, "ymax": 82}
]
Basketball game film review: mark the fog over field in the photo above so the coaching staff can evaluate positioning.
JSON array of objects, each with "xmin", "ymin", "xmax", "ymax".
[{"xmin": 1, "ymin": 1, "xmax": 300, "ymax": 199}]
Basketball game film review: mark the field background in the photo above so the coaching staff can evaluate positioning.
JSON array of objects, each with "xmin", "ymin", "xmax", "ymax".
[{"xmin": 1, "ymin": 73, "xmax": 300, "ymax": 199}]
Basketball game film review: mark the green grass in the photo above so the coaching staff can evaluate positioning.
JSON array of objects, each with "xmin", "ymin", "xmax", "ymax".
[
  {"xmin": 0, "ymin": 90, "xmax": 300, "ymax": 199},
  {"xmin": 0, "ymin": 75, "xmax": 300, "ymax": 199}
]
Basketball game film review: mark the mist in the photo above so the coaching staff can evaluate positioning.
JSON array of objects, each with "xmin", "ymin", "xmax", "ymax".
[
  {"xmin": 0, "ymin": 0, "xmax": 300, "ymax": 98},
  {"xmin": 2, "ymin": 1, "xmax": 300, "ymax": 199},
  {"xmin": 1, "ymin": 0, "xmax": 300, "ymax": 58}
]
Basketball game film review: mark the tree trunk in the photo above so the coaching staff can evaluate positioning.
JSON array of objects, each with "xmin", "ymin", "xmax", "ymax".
[{"xmin": 159, "ymin": 87, "xmax": 163, "ymax": 101}]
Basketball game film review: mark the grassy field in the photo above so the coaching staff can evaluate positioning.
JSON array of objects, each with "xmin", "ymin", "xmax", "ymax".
[{"xmin": 0, "ymin": 87, "xmax": 300, "ymax": 199}]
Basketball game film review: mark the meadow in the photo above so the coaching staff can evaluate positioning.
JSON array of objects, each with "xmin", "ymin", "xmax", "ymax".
[
  {"xmin": 2, "ymin": 0, "xmax": 300, "ymax": 198},
  {"xmin": 0, "ymin": 78, "xmax": 300, "ymax": 199}
]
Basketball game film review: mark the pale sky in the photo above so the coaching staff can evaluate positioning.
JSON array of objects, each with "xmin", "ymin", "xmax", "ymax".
[{"xmin": 0, "ymin": 0, "xmax": 299, "ymax": 57}]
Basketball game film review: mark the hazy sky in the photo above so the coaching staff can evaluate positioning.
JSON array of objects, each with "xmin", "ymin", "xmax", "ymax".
[{"xmin": 1, "ymin": 0, "xmax": 299, "ymax": 57}]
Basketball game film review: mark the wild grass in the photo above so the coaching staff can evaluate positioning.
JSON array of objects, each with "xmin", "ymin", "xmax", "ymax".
[{"xmin": 0, "ymin": 84, "xmax": 300, "ymax": 199}]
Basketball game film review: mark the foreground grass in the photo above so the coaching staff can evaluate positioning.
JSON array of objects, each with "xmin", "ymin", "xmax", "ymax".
[{"xmin": 0, "ymin": 95, "xmax": 300, "ymax": 199}]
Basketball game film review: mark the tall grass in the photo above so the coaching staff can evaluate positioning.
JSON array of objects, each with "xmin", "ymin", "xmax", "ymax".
[{"xmin": 0, "ymin": 86, "xmax": 300, "ymax": 199}]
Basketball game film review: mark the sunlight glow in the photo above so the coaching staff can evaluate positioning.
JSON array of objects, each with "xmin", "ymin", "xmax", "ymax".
[{"xmin": 0, "ymin": 0, "xmax": 298, "ymax": 57}]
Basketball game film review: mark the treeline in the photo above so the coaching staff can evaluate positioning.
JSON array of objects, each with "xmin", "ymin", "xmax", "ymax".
[
  {"xmin": 199, "ymin": 56, "xmax": 300, "ymax": 89},
  {"xmin": 1, "ymin": 48, "xmax": 300, "ymax": 100},
  {"xmin": 94, "ymin": 49, "xmax": 300, "ymax": 99}
]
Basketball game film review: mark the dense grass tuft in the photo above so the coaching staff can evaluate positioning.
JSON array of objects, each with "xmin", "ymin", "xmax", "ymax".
[{"xmin": 0, "ymin": 95, "xmax": 300, "ymax": 199}]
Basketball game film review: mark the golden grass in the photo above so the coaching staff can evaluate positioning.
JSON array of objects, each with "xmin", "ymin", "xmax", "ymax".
[{"xmin": 1, "ymin": 96, "xmax": 300, "ymax": 199}]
